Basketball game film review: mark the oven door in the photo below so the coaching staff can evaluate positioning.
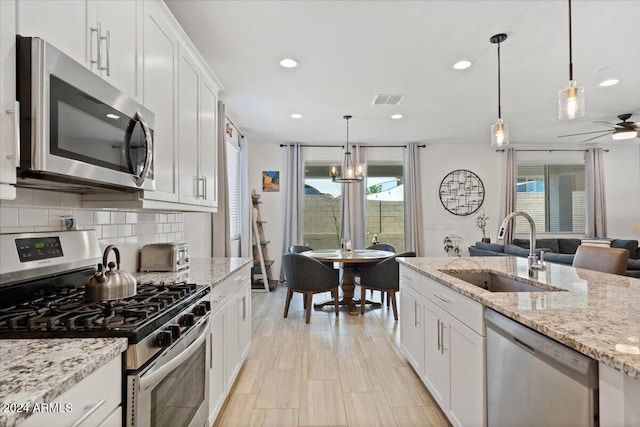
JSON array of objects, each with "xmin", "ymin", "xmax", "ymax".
[
  {"xmin": 17, "ymin": 36, "xmax": 155, "ymax": 191},
  {"xmin": 127, "ymin": 316, "xmax": 210, "ymax": 427}
]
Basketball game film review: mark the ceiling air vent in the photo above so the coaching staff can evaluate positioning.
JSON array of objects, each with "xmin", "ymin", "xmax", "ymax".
[{"xmin": 373, "ymin": 94, "xmax": 405, "ymax": 105}]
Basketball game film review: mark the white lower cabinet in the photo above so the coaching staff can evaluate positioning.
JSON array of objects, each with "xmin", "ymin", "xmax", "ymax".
[
  {"xmin": 399, "ymin": 265, "xmax": 485, "ymax": 427},
  {"xmin": 208, "ymin": 266, "xmax": 251, "ymax": 425},
  {"xmin": 19, "ymin": 354, "xmax": 122, "ymax": 427}
]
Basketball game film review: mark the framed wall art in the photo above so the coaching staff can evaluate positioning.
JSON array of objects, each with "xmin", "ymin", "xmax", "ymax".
[
  {"xmin": 438, "ymin": 169, "xmax": 485, "ymax": 216},
  {"xmin": 262, "ymin": 171, "xmax": 280, "ymax": 192}
]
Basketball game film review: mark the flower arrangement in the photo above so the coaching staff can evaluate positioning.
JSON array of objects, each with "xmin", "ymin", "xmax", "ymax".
[{"xmin": 476, "ymin": 210, "xmax": 489, "ymax": 240}]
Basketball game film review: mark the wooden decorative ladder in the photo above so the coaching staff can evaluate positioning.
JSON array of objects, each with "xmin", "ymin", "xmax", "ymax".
[{"xmin": 251, "ymin": 192, "xmax": 276, "ymax": 292}]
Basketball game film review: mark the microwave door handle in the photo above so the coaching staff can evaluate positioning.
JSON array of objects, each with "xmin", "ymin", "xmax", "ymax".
[
  {"xmin": 139, "ymin": 317, "xmax": 210, "ymax": 391},
  {"xmin": 132, "ymin": 112, "xmax": 153, "ymax": 187}
]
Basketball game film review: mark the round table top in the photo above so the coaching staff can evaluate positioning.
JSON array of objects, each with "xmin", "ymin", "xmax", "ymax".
[{"xmin": 301, "ymin": 249, "xmax": 395, "ymax": 263}]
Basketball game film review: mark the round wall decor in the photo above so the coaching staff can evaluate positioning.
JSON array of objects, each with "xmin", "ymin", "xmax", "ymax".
[{"xmin": 438, "ymin": 169, "xmax": 485, "ymax": 216}]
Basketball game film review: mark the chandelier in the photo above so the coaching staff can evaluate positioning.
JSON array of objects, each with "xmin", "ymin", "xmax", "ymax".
[{"xmin": 330, "ymin": 115, "xmax": 364, "ymax": 183}]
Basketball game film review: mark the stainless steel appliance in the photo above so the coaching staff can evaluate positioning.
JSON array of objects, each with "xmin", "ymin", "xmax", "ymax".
[
  {"xmin": 140, "ymin": 243, "xmax": 190, "ymax": 272},
  {"xmin": 485, "ymin": 309, "xmax": 598, "ymax": 427},
  {"xmin": 0, "ymin": 231, "xmax": 210, "ymax": 427},
  {"xmin": 16, "ymin": 36, "xmax": 155, "ymax": 192}
]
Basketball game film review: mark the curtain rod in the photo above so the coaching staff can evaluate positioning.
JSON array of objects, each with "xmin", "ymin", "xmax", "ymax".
[
  {"xmin": 280, "ymin": 144, "xmax": 426, "ymax": 148},
  {"xmin": 495, "ymin": 148, "xmax": 609, "ymax": 153}
]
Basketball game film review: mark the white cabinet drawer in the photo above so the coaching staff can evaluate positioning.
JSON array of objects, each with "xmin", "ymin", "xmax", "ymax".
[
  {"xmin": 423, "ymin": 277, "xmax": 484, "ymax": 336},
  {"xmin": 400, "ymin": 266, "xmax": 423, "ymax": 293},
  {"xmin": 20, "ymin": 355, "xmax": 121, "ymax": 427}
]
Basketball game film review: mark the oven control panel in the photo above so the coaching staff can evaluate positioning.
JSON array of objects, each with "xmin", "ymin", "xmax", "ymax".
[{"xmin": 15, "ymin": 236, "xmax": 63, "ymax": 262}]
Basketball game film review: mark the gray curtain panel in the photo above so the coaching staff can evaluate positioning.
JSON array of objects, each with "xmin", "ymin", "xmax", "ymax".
[
  {"xmin": 239, "ymin": 136, "xmax": 251, "ymax": 257},
  {"xmin": 281, "ymin": 143, "xmax": 305, "ymax": 281},
  {"xmin": 213, "ymin": 101, "xmax": 230, "ymax": 257},
  {"xmin": 340, "ymin": 145, "xmax": 367, "ymax": 249},
  {"xmin": 403, "ymin": 143, "xmax": 424, "ymax": 255},
  {"xmin": 585, "ymin": 148, "xmax": 607, "ymax": 238},
  {"xmin": 499, "ymin": 148, "xmax": 516, "ymax": 244}
]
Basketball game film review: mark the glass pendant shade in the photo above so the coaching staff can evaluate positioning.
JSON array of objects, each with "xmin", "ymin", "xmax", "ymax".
[
  {"xmin": 491, "ymin": 119, "xmax": 509, "ymax": 147},
  {"xmin": 558, "ymin": 80, "xmax": 585, "ymax": 119}
]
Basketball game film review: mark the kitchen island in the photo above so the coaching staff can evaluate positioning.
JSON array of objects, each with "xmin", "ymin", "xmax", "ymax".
[{"xmin": 397, "ymin": 256, "xmax": 640, "ymax": 426}]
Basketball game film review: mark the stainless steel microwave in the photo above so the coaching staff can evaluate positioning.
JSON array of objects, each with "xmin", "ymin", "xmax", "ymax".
[{"xmin": 16, "ymin": 36, "xmax": 155, "ymax": 192}]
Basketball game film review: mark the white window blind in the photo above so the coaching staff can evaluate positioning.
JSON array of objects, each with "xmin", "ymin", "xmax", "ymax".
[
  {"xmin": 516, "ymin": 164, "xmax": 585, "ymax": 234},
  {"xmin": 226, "ymin": 141, "xmax": 241, "ymax": 239}
]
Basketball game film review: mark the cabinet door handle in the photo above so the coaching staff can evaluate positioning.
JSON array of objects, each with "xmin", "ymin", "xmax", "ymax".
[
  {"xmin": 414, "ymin": 300, "xmax": 418, "ymax": 327},
  {"xmin": 433, "ymin": 293, "xmax": 450, "ymax": 303},
  {"xmin": 100, "ymin": 29, "xmax": 111, "ymax": 76},
  {"xmin": 437, "ymin": 318, "xmax": 441, "ymax": 351},
  {"xmin": 5, "ymin": 101, "xmax": 20, "ymax": 166},
  {"xmin": 440, "ymin": 322, "xmax": 445, "ymax": 355},
  {"xmin": 90, "ymin": 24, "xmax": 100, "ymax": 69},
  {"xmin": 70, "ymin": 398, "xmax": 106, "ymax": 427},
  {"xmin": 212, "ymin": 294, "xmax": 226, "ymax": 304},
  {"xmin": 203, "ymin": 175, "xmax": 207, "ymax": 200}
]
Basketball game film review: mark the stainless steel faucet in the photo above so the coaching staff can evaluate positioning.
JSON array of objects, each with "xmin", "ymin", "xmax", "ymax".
[{"xmin": 498, "ymin": 211, "xmax": 546, "ymax": 275}]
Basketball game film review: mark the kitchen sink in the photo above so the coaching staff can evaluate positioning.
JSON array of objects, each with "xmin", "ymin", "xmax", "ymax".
[{"xmin": 443, "ymin": 272, "xmax": 565, "ymax": 292}]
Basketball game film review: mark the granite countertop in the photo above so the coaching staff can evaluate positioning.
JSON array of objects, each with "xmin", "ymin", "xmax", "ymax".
[
  {"xmin": 135, "ymin": 257, "xmax": 252, "ymax": 287},
  {"xmin": 0, "ymin": 338, "xmax": 127, "ymax": 427},
  {"xmin": 397, "ymin": 256, "xmax": 640, "ymax": 380}
]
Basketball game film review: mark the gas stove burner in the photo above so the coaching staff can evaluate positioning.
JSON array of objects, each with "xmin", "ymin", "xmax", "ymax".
[{"xmin": 0, "ymin": 279, "xmax": 205, "ymax": 335}]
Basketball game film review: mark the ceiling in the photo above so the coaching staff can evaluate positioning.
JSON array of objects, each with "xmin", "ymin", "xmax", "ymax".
[{"xmin": 164, "ymin": 0, "xmax": 640, "ymax": 147}]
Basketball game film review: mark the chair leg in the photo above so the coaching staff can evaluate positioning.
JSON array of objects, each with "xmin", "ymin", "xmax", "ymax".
[
  {"xmin": 283, "ymin": 288, "xmax": 293, "ymax": 318},
  {"xmin": 333, "ymin": 288, "xmax": 339, "ymax": 316},
  {"xmin": 389, "ymin": 290, "xmax": 398, "ymax": 321},
  {"xmin": 386, "ymin": 292, "xmax": 390, "ymax": 307},
  {"xmin": 360, "ymin": 285, "xmax": 367, "ymax": 315},
  {"xmin": 305, "ymin": 292, "xmax": 313, "ymax": 324}
]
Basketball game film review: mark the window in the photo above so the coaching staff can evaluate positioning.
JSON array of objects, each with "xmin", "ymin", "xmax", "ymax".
[
  {"xmin": 366, "ymin": 165, "xmax": 404, "ymax": 252},
  {"xmin": 226, "ymin": 140, "xmax": 241, "ymax": 240},
  {"xmin": 516, "ymin": 164, "xmax": 585, "ymax": 234},
  {"xmin": 302, "ymin": 164, "xmax": 404, "ymax": 251}
]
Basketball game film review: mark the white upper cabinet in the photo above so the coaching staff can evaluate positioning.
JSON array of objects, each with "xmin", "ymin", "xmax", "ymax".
[
  {"xmin": 142, "ymin": 0, "xmax": 178, "ymax": 202},
  {"xmin": 199, "ymin": 77, "xmax": 219, "ymax": 208},
  {"xmin": 0, "ymin": 0, "xmax": 17, "ymax": 199},
  {"xmin": 88, "ymin": 0, "xmax": 142, "ymax": 99},
  {"xmin": 16, "ymin": 0, "xmax": 141, "ymax": 100},
  {"xmin": 16, "ymin": 0, "xmax": 88, "ymax": 64},
  {"xmin": 178, "ymin": 48, "xmax": 201, "ymax": 205}
]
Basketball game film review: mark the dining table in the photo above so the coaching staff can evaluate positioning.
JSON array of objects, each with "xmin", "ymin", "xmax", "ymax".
[{"xmin": 301, "ymin": 248, "xmax": 395, "ymax": 315}]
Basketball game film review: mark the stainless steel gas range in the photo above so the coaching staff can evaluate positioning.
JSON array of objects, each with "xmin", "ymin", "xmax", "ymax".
[{"xmin": 0, "ymin": 230, "xmax": 211, "ymax": 427}]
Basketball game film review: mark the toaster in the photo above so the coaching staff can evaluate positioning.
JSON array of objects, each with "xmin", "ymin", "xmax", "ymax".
[{"xmin": 139, "ymin": 243, "xmax": 190, "ymax": 272}]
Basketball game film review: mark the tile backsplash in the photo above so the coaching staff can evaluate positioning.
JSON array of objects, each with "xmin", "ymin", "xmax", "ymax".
[{"xmin": 1, "ymin": 188, "xmax": 185, "ymax": 271}]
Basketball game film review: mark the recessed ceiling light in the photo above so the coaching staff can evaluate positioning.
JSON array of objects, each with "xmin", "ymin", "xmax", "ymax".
[
  {"xmin": 280, "ymin": 58, "xmax": 298, "ymax": 68},
  {"xmin": 453, "ymin": 60, "xmax": 472, "ymax": 70},
  {"xmin": 390, "ymin": 114, "xmax": 404, "ymax": 120},
  {"xmin": 291, "ymin": 114, "xmax": 302, "ymax": 119},
  {"xmin": 598, "ymin": 79, "xmax": 619, "ymax": 87},
  {"xmin": 105, "ymin": 113, "xmax": 120, "ymax": 119}
]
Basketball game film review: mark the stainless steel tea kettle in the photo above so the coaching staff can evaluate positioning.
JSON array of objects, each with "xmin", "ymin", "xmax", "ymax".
[{"xmin": 85, "ymin": 245, "xmax": 137, "ymax": 301}]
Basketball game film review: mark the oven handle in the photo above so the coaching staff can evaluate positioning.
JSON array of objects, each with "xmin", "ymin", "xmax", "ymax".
[
  {"xmin": 132, "ymin": 111, "xmax": 153, "ymax": 187},
  {"xmin": 139, "ymin": 316, "xmax": 210, "ymax": 391}
]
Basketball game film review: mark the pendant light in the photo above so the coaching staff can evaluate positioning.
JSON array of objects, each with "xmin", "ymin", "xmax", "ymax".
[
  {"xmin": 490, "ymin": 33, "xmax": 509, "ymax": 147},
  {"xmin": 558, "ymin": 0, "xmax": 585, "ymax": 119},
  {"xmin": 330, "ymin": 115, "xmax": 364, "ymax": 183}
]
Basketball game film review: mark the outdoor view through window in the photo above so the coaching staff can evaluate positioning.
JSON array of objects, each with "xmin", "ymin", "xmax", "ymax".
[{"xmin": 303, "ymin": 164, "xmax": 404, "ymax": 251}]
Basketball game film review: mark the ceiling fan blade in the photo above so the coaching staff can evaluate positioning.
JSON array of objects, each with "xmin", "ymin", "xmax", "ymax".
[
  {"xmin": 557, "ymin": 130, "xmax": 612, "ymax": 138},
  {"xmin": 579, "ymin": 133, "xmax": 610, "ymax": 144},
  {"xmin": 593, "ymin": 121, "xmax": 621, "ymax": 128}
]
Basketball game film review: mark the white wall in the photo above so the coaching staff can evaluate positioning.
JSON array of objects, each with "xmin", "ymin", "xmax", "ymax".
[{"xmin": 249, "ymin": 141, "xmax": 640, "ymax": 279}]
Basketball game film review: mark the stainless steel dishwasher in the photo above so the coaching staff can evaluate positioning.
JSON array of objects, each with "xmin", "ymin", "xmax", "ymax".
[{"xmin": 485, "ymin": 309, "xmax": 599, "ymax": 427}]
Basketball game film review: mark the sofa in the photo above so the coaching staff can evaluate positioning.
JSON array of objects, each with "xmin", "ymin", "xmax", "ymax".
[{"xmin": 469, "ymin": 238, "xmax": 640, "ymax": 278}]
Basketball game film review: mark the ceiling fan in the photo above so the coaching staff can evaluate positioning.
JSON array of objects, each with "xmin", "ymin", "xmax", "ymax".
[{"xmin": 558, "ymin": 113, "xmax": 640, "ymax": 143}]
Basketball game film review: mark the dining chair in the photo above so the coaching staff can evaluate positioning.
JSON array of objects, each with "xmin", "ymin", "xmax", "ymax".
[
  {"xmin": 358, "ymin": 243, "xmax": 396, "ymax": 303},
  {"xmin": 367, "ymin": 243, "xmax": 395, "ymax": 252},
  {"xmin": 572, "ymin": 245, "xmax": 629, "ymax": 275},
  {"xmin": 289, "ymin": 244, "xmax": 312, "ymax": 253},
  {"xmin": 359, "ymin": 251, "xmax": 416, "ymax": 320},
  {"xmin": 281, "ymin": 252, "xmax": 340, "ymax": 323}
]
